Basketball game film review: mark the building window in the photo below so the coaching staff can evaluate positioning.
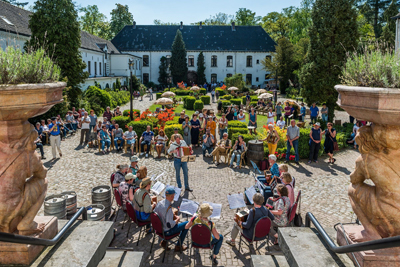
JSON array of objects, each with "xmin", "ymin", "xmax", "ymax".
[
  {"xmin": 226, "ymin": 73, "xmax": 232, "ymax": 78},
  {"xmin": 166, "ymin": 55, "xmax": 171, "ymax": 69},
  {"xmin": 99, "ymin": 63, "xmax": 102, "ymax": 75},
  {"xmin": 88, "ymin": 61, "xmax": 91, "ymax": 74},
  {"xmin": 211, "ymin": 74, "xmax": 217, "ymax": 83},
  {"xmin": 188, "ymin": 55, "xmax": 194, "ymax": 67},
  {"xmin": 226, "ymin": 56, "xmax": 233, "ymax": 67},
  {"xmin": 94, "ymin": 62, "xmax": 97, "ymax": 76},
  {"xmin": 143, "ymin": 73, "xmax": 149, "ymax": 84},
  {"xmin": 256, "ymin": 77, "xmax": 259, "ymax": 82},
  {"xmin": 256, "ymin": 59, "xmax": 259, "ymax": 64},
  {"xmin": 265, "ymin": 74, "xmax": 271, "ymax": 80},
  {"xmin": 246, "ymin": 56, "xmax": 253, "ymax": 67},
  {"xmin": 211, "ymin": 55, "xmax": 217, "ymax": 67},
  {"xmin": 246, "ymin": 74, "xmax": 252, "ymax": 85},
  {"xmin": 104, "ymin": 63, "xmax": 107, "ymax": 76},
  {"xmin": 143, "ymin": 55, "xmax": 149, "ymax": 67},
  {"xmin": 265, "ymin": 55, "xmax": 272, "ymax": 61}
]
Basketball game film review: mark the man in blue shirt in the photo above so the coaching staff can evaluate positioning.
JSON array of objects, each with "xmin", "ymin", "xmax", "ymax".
[
  {"xmin": 300, "ymin": 103, "xmax": 306, "ymax": 122},
  {"xmin": 48, "ymin": 117, "xmax": 62, "ymax": 160},
  {"xmin": 140, "ymin": 125, "xmax": 154, "ymax": 158},
  {"xmin": 309, "ymin": 102, "xmax": 319, "ymax": 124}
]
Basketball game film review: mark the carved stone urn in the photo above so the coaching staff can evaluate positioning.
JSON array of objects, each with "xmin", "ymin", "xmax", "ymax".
[{"xmin": 0, "ymin": 82, "xmax": 65, "ymax": 235}]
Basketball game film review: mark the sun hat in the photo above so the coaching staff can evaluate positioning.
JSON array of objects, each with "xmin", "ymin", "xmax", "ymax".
[
  {"xmin": 125, "ymin": 173, "xmax": 136, "ymax": 181},
  {"xmin": 130, "ymin": 156, "xmax": 139, "ymax": 162},
  {"xmin": 165, "ymin": 186, "xmax": 176, "ymax": 195},
  {"xmin": 199, "ymin": 114, "xmax": 204, "ymax": 118},
  {"xmin": 198, "ymin": 203, "xmax": 213, "ymax": 218},
  {"xmin": 140, "ymin": 177, "xmax": 151, "ymax": 188},
  {"xmin": 315, "ymin": 122, "xmax": 321, "ymax": 127}
]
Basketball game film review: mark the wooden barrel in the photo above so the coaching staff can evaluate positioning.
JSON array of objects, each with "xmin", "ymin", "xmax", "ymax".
[{"xmin": 247, "ymin": 140, "xmax": 265, "ymax": 165}]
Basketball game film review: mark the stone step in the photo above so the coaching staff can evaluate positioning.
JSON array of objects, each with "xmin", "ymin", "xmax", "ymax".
[
  {"xmin": 98, "ymin": 250, "xmax": 144, "ymax": 267},
  {"xmin": 279, "ymin": 227, "xmax": 354, "ymax": 267},
  {"xmin": 31, "ymin": 220, "xmax": 114, "ymax": 267},
  {"xmin": 251, "ymin": 255, "xmax": 290, "ymax": 267}
]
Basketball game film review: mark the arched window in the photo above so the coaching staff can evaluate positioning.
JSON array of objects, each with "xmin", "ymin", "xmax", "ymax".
[
  {"xmin": 211, "ymin": 55, "xmax": 217, "ymax": 67},
  {"xmin": 246, "ymin": 56, "xmax": 252, "ymax": 67},
  {"xmin": 211, "ymin": 74, "xmax": 217, "ymax": 83}
]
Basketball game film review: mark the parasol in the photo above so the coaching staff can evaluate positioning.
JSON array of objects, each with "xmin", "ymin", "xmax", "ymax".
[
  {"xmin": 191, "ymin": 86, "xmax": 201, "ymax": 91},
  {"xmin": 284, "ymin": 99, "xmax": 301, "ymax": 113},
  {"xmin": 254, "ymin": 89, "xmax": 267, "ymax": 95},
  {"xmin": 228, "ymin": 87, "xmax": 239, "ymax": 91},
  {"xmin": 155, "ymin": 98, "xmax": 174, "ymax": 105},
  {"xmin": 161, "ymin": 91, "xmax": 176, "ymax": 97},
  {"xmin": 258, "ymin": 93, "xmax": 274, "ymax": 99}
]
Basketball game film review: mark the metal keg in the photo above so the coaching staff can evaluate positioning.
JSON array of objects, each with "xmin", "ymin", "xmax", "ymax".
[
  {"xmin": 61, "ymin": 191, "xmax": 77, "ymax": 219},
  {"xmin": 86, "ymin": 204, "xmax": 105, "ymax": 221},
  {"xmin": 91, "ymin": 185, "xmax": 112, "ymax": 216},
  {"xmin": 44, "ymin": 194, "xmax": 66, "ymax": 219}
]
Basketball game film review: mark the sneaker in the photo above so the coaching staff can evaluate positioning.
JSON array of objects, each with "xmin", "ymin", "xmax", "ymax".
[
  {"xmin": 41, "ymin": 155, "xmax": 46, "ymax": 160},
  {"xmin": 209, "ymin": 255, "xmax": 218, "ymax": 265},
  {"xmin": 140, "ymin": 152, "xmax": 144, "ymax": 156},
  {"xmin": 295, "ymin": 161, "xmax": 299, "ymax": 165},
  {"xmin": 308, "ymin": 160, "xmax": 312, "ymax": 164},
  {"xmin": 145, "ymin": 153, "xmax": 148, "ymax": 158},
  {"xmin": 284, "ymin": 160, "xmax": 288, "ymax": 163},
  {"xmin": 314, "ymin": 160, "xmax": 318, "ymax": 163},
  {"xmin": 59, "ymin": 153, "xmax": 62, "ymax": 157}
]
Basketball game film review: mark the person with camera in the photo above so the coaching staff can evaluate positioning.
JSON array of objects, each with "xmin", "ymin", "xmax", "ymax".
[
  {"xmin": 229, "ymin": 135, "xmax": 246, "ymax": 168},
  {"xmin": 202, "ymin": 129, "xmax": 215, "ymax": 158},
  {"xmin": 226, "ymin": 193, "xmax": 274, "ymax": 248},
  {"xmin": 211, "ymin": 132, "xmax": 231, "ymax": 165},
  {"xmin": 168, "ymin": 135, "xmax": 192, "ymax": 192}
]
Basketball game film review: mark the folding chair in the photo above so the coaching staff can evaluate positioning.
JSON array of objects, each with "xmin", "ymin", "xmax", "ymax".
[
  {"xmin": 150, "ymin": 212, "xmax": 183, "ymax": 263},
  {"xmin": 189, "ymin": 224, "xmax": 214, "ymax": 261},
  {"xmin": 126, "ymin": 202, "xmax": 151, "ymax": 246},
  {"xmin": 238, "ymin": 216, "xmax": 272, "ymax": 253},
  {"xmin": 113, "ymin": 189, "xmax": 127, "ymax": 229}
]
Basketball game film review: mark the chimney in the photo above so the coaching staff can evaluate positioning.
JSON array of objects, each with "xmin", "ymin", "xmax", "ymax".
[
  {"xmin": 180, "ymin": 21, "xmax": 183, "ymax": 30},
  {"xmin": 199, "ymin": 21, "xmax": 202, "ymax": 30},
  {"xmin": 231, "ymin": 22, "xmax": 236, "ymax": 31},
  {"xmin": 133, "ymin": 21, "xmax": 136, "ymax": 29}
]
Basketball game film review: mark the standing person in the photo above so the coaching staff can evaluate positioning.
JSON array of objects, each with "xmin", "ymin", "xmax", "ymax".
[
  {"xmin": 284, "ymin": 102, "xmax": 291, "ymax": 126},
  {"xmin": 103, "ymin": 106, "xmax": 113, "ymax": 122},
  {"xmin": 225, "ymin": 106, "xmax": 234, "ymax": 121},
  {"xmin": 80, "ymin": 112, "xmax": 91, "ymax": 146},
  {"xmin": 211, "ymin": 88, "xmax": 215, "ymax": 103},
  {"xmin": 323, "ymin": 122, "xmax": 337, "ymax": 164},
  {"xmin": 149, "ymin": 87, "xmax": 153, "ymax": 101},
  {"xmin": 218, "ymin": 114, "xmax": 228, "ymax": 140},
  {"xmin": 89, "ymin": 110, "xmax": 97, "ymax": 133},
  {"xmin": 321, "ymin": 104, "xmax": 328, "ymax": 123},
  {"xmin": 248, "ymin": 108, "xmax": 257, "ymax": 135},
  {"xmin": 299, "ymin": 103, "xmax": 306, "ymax": 122},
  {"xmin": 310, "ymin": 102, "xmax": 319, "ymax": 124},
  {"xmin": 206, "ymin": 116, "xmax": 217, "ymax": 140},
  {"xmin": 114, "ymin": 106, "xmax": 122, "ymax": 117},
  {"xmin": 98, "ymin": 125, "xmax": 111, "ymax": 154},
  {"xmin": 185, "ymin": 203, "xmax": 223, "ymax": 265},
  {"xmin": 232, "ymin": 105, "xmax": 238, "ymax": 120},
  {"xmin": 246, "ymin": 93, "xmax": 251, "ymax": 107},
  {"xmin": 182, "ymin": 116, "xmax": 192, "ymax": 147},
  {"xmin": 267, "ymin": 108, "xmax": 275, "ymax": 125},
  {"xmin": 178, "ymin": 111, "xmax": 186, "ymax": 124},
  {"xmin": 190, "ymin": 114, "xmax": 200, "ymax": 147},
  {"xmin": 168, "ymin": 135, "xmax": 192, "ymax": 192},
  {"xmin": 48, "ymin": 117, "xmax": 62, "ymax": 160},
  {"xmin": 112, "ymin": 124, "xmax": 124, "ymax": 152},
  {"xmin": 123, "ymin": 126, "xmax": 137, "ymax": 155},
  {"xmin": 198, "ymin": 114, "xmax": 206, "ymax": 138},
  {"xmin": 217, "ymin": 101, "xmax": 222, "ymax": 115},
  {"xmin": 308, "ymin": 122, "xmax": 322, "ymax": 163},
  {"xmin": 202, "ymin": 129, "xmax": 215, "ymax": 157},
  {"xmin": 237, "ymin": 109, "xmax": 246, "ymax": 123},
  {"xmin": 285, "ymin": 120, "xmax": 300, "ymax": 164},
  {"xmin": 259, "ymin": 124, "xmax": 280, "ymax": 155},
  {"xmin": 140, "ymin": 125, "xmax": 154, "ymax": 158},
  {"xmin": 215, "ymin": 88, "xmax": 219, "ymax": 100}
]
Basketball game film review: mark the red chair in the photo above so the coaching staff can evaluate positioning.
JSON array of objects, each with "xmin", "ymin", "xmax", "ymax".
[
  {"xmin": 150, "ymin": 212, "xmax": 183, "ymax": 263},
  {"xmin": 126, "ymin": 201, "xmax": 151, "ymax": 246},
  {"xmin": 189, "ymin": 224, "xmax": 213, "ymax": 260},
  {"xmin": 113, "ymin": 189, "xmax": 127, "ymax": 229},
  {"xmin": 238, "ymin": 216, "xmax": 272, "ymax": 253},
  {"xmin": 288, "ymin": 190, "xmax": 301, "ymax": 226}
]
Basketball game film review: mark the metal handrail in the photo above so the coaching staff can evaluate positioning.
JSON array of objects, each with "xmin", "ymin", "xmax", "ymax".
[
  {"xmin": 0, "ymin": 207, "xmax": 85, "ymax": 246},
  {"xmin": 305, "ymin": 212, "xmax": 400, "ymax": 253}
]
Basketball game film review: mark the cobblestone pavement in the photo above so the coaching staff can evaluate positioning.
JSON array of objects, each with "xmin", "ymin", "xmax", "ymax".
[{"xmin": 38, "ymin": 93, "xmax": 359, "ymax": 266}]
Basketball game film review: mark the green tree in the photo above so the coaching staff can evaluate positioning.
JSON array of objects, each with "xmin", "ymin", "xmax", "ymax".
[
  {"xmin": 293, "ymin": 37, "xmax": 310, "ymax": 75},
  {"xmin": 381, "ymin": 0, "xmax": 398, "ymax": 45},
  {"xmin": 357, "ymin": 13, "xmax": 376, "ymax": 45},
  {"xmin": 224, "ymin": 73, "xmax": 245, "ymax": 90},
  {"xmin": 170, "ymin": 29, "xmax": 188, "ymax": 84},
  {"xmin": 110, "ymin": 4, "xmax": 134, "ymax": 38},
  {"xmin": 197, "ymin": 52, "xmax": 206, "ymax": 84},
  {"xmin": 300, "ymin": 0, "xmax": 358, "ymax": 121},
  {"xmin": 260, "ymin": 12, "xmax": 290, "ymax": 41},
  {"xmin": 158, "ymin": 56, "xmax": 169, "ymax": 85},
  {"xmin": 192, "ymin": 13, "xmax": 234, "ymax": 25},
  {"xmin": 235, "ymin": 8, "xmax": 261, "ymax": 25},
  {"xmin": 79, "ymin": 5, "xmax": 108, "ymax": 37},
  {"xmin": 356, "ymin": 0, "xmax": 394, "ymax": 38},
  {"xmin": 97, "ymin": 21, "xmax": 112, "ymax": 40},
  {"xmin": 262, "ymin": 37, "xmax": 297, "ymax": 93},
  {"xmin": 288, "ymin": 0, "xmax": 314, "ymax": 43},
  {"xmin": 27, "ymin": 0, "xmax": 87, "ymax": 108},
  {"xmin": 116, "ymin": 78, "xmax": 121, "ymax": 89},
  {"xmin": 153, "ymin": 20, "xmax": 179, "ymax": 25}
]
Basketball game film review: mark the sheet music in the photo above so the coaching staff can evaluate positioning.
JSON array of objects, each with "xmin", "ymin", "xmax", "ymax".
[
  {"xmin": 256, "ymin": 180, "xmax": 264, "ymax": 193},
  {"xmin": 245, "ymin": 186, "xmax": 257, "ymax": 205},
  {"xmin": 152, "ymin": 172, "xmax": 164, "ymax": 181},
  {"xmin": 179, "ymin": 199, "xmax": 199, "ymax": 216},
  {"xmin": 151, "ymin": 181, "xmax": 166, "ymax": 195},
  {"xmin": 204, "ymin": 202, "xmax": 222, "ymax": 219},
  {"xmin": 227, "ymin": 193, "xmax": 246, "ymax": 209},
  {"xmin": 162, "ymin": 185, "xmax": 181, "ymax": 201},
  {"xmin": 150, "ymin": 174, "xmax": 155, "ymax": 181}
]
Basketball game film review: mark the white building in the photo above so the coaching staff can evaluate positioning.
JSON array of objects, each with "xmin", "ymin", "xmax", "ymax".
[
  {"xmin": 111, "ymin": 22, "xmax": 276, "ymax": 87},
  {"xmin": 394, "ymin": 12, "xmax": 400, "ymax": 52}
]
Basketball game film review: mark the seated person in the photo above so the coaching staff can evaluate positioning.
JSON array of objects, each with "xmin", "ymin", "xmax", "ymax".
[
  {"xmin": 109, "ymin": 119, "xmax": 116, "ymax": 131},
  {"xmin": 133, "ymin": 178, "xmax": 155, "ymax": 222},
  {"xmin": 347, "ymin": 121, "xmax": 362, "ymax": 149},
  {"xmin": 135, "ymin": 166, "xmax": 147, "ymax": 187},
  {"xmin": 130, "ymin": 156, "xmax": 139, "ymax": 175},
  {"xmin": 185, "ymin": 203, "xmax": 223, "ymax": 265},
  {"xmin": 268, "ymin": 154, "xmax": 280, "ymax": 180},
  {"xmin": 118, "ymin": 173, "xmax": 135, "ymax": 210},
  {"xmin": 34, "ymin": 132, "xmax": 46, "ymax": 159},
  {"xmin": 211, "ymin": 132, "xmax": 231, "ymax": 165},
  {"xmin": 281, "ymin": 172, "xmax": 295, "ymax": 204},
  {"xmin": 102, "ymin": 117, "xmax": 110, "ymax": 130},
  {"xmin": 123, "ymin": 126, "xmax": 138, "ymax": 155},
  {"xmin": 170, "ymin": 128, "xmax": 183, "ymax": 142},
  {"xmin": 112, "ymin": 164, "xmax": 129, "ymax": 188},
  {"xmin": 65, "ymin": 111, "xmax": 75, "ymax": 132},
  {"xmin": 276, "ymin": 116, "xmax": 285, "ymax": 130},
  {"xmin": 269, "ymin": 184, "xmax": 291, "ymax": 245},
  {"xmin": 154, "ymin": 186, "xmax": 188, "ymax": 252},
  {"xmin": 230, "ymin": 135, "xmax": 246, "ymax": 168},
  {"xmin": 202, "ymin": 129, "xmax": 215, "ymax": 157},
  {"xmin": 112, "ymin": 123, "xmax": 124, "ymax": 152},
  {"xmin": 278, "ymin": 163, "xmax": 295, "ymax": 187},
  {"xmin": 139, "ymin": 125, "xmax": 154, "ymax": 158},
  {"xmin": 226, "ymin": 193, "xmax": 274, "ymax": 247},
  {"xmin": 155, "ymin": 129, "xmax": 168, "ymax": 158},
  {"xmin": 98, "ymin": 125, "xmax": 111, "ymax": 154}
]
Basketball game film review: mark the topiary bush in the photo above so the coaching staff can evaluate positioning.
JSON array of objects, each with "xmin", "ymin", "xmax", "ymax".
[
  {"xmin": 113, "ymin": 116, "xmax": 131, "ymax": 130},
  {"xmin": 228, "ymin": 121, "xmax": 247, "ymax": 129},
  {"xmin": 231, "ymin": 98, "xmax": 242, "ymax": 106},
  {"xmin": 156, "ymin": 93, "xmax": 162, "ymax": 99},
  {"xmin": 216, "ymin": 89, "xmax": 227, "ymax": 96},
  {"xmin": 194, "ymin": 100, "xmax": 204, "ymax": 111},
  {"xmin": 200, "ymin": 88, "xmax": 206, "ymax": 95},
  {"xmin": 127, "ymin": 120, "xmax": 152, "ymax": 138},
  {"xmin": 221, "ymin": 100, "xmax": 231, "ymax": 109},
  {"xmin": 221, "ymin": 95, "xmax": 232, "ymax": 100},
  {"xmin": 249, "ymin": 101, "xmax": 258, "ymax": 107},
  {"xmin": 123, "ymin": 109, "xmax": 141, "ymax": 117},
  {"xmin": 242, "ymin": 96, "xmax": 247, "ymax": 105},
  {"xmin": 232, "ymin": 133, "xmax": 253, "ymax": 144},
  {"xmin": 201, "ymin": 95, "xmax": 211, "ymax": 105},
  {"xmin": 185, "ymin": 96, "xmax": 196, "ymax": 110},
  {"xmin": 228, "ymin": 127, "xmax": 248, "ymax": 140},
  {"xmin": 250, "ymin": 96, "xmax": 258, "ymax": 101},
  {"xmin": 165, "ymin": 116, "xmax": 180, "ymax": 126},
  {"xmin": 175, "ymin": 89, "xmax": 191, "ymax": 96},
  {"xmin": 164, "ymin": 124, "xmax": 184, "ymax": 138}
]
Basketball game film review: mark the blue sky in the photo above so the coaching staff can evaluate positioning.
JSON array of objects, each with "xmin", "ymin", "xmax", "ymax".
[{"xmin": 26, "ymin": 0, "xmax": 302, "ymax": 24}]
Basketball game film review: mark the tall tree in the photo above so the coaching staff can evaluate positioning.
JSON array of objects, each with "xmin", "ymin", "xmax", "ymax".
[
  {"xmin": 381, "ymin": 0, "xmax": 399, "ymax": 45},
  {"xmin": 158, "ymin": 56, "xmax": 169, "ymax": 85},
  {"xmin": 153, "ymin": 19, "xmax": 179, "ymax": 25},
  {"xmin": 288, "ymin": 0, "xmax": 314, "ymax": 43},
  {"xmin": 192, "ymin": 12, "xmax": 234, "ymax": 25},
  {"xmin": 170, "ymin": 30, "xmax": 188, "ymax": 84},
  {"xmin": 27, "ymin": 0, "xmax": 87, "ymax": 108},
  {"xmin": 3, "ymin": 0, "xmax": 28, "ymax": 7},
  {"xmin": 79, "ymin": 5, "xmax": 108, "ymax": 37},
  {"xmin": 110, "ymin": 4, "xmax": 134, "ymax": 38},
  {"xmin": 357, "ymin": 0, "xmax": 393, "ymax": 38},
  {"xmin": 260, "ymin": 12, "xmax": 290, "ymax": 41},
  {"xmin": 197, "ymin": 52, "xmax": 206, "ymax": 84},
  {"xmin": 235, "ymin": 8, "xmax": 261, "ymax": 25},
  {"xmin": 300, "ymin": 0, "xmax": 358, "ymax": 121}
]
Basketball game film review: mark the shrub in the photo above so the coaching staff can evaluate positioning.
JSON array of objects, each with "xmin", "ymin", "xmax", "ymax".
[
  {"xmin": 164, "ymin": 124, "xmax": 184, "ymax": 138},
  {"xmin": 84, "ymin": 86, "xmax": 112, "ymax": 115},
  {"xmin": 185, "ymin": 96, "xmax": 196, "ymax": 110},
  {"xmin": 221, "ymin": 95, "xmax": 232, "ymax": 100},
  {"xmin": 123, "ymin": 109, "xmax": 141, "ymax": 117},
  {"xmin": 242, "ymin": 96, "xmax": 247, "ymax": 105},
  {"xmin": 216, "ymin": 89, "xmax": 227, "ymax": 96},
  {"xmin": 201, "ymin": 95, "xmax": 211, "ymax": 105},
  {"xmin": 127, "ymin": 120, "xmax": 152, "ymax": 137},
  {"xmin": 221, "ymin": 100, "xmax": 231, "ymax": 109},
  {"xmin": 228, "ymin": 121, "xmax": 247, "ymax": 129},
  {"xmin": 200, "ymin": 88, "xmax": 206, "ymax": 95},
  {"xmin": 109, "ymin": 91, "xmax": 130, "ymax": 108},
  {"xmin": 249, "ymin": 101, "xmax": 258, "ymax": 107},
  {"xmin": 194, "ymin": 100, "xmax": 204, "ymax": 110},
  {"xmin": 156, "ymin": 92, "xmax": 162, "ymax": 100},
  {"xmin": 175, "ymin": 89, "xmax": 191, "ymax": 96},
  {"xmin": 228, "ymin": 127, "xmax": 248, "ymax": 140},
  {"xmin": 250, "ymin": 96, "xmax": 258, "ymax": 101},
  {"xmin": 232, "ymin": 133, "xmax": 253, "ymax": 144},
  {"xmin": 165, "ymin": 116, "xmax": 180, "ymax": 125},
  {"xmin": 231, "ymin": 98, "xmax": 242, "ymax": 106},
  {"xmin": 113, "ymin": 116, "xmax": 131, "ymax": 130}
]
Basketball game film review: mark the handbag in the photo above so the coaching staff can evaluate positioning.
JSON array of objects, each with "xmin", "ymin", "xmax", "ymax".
[{"xmin": 329, "ymin": 135, "xmax": 339, "ymax": 151}]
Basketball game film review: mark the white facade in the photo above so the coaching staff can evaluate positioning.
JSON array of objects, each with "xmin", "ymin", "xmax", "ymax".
[
  {"xmin": 396, "ymin": 18, "xmax": 400, "ymax": 52},
  {"xmin": 81, "ymin": 76, "xmax": 126, "ymax": 90},
  {"xmin": 0, "ymin": 31, "xmax": 29, "ymax": 51},
  {"xmin": 110, "ymin": 54, "xmax": 141, "ymax": 79}
]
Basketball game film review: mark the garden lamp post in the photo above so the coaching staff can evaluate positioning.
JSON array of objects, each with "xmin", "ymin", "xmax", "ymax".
[
  {"xmin": 128, "ymin": 59, "xmax": 134, "ymax": 120},
  {"xmin": 275, "ymin": 63, "xmax": 278, "ymax": 91}
]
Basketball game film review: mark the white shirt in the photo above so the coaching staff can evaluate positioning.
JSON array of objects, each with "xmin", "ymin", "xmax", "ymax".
[
  {"xmin": 267, "ymin": 111, "xmax": 275, "ymax": 124},
  {"xmin": 277, "ymin": 120, "xmax": 285, "ymax": 129},
  {"xmin": 81, "ymin": 117, "xmax": 91, "ymax": 129}
]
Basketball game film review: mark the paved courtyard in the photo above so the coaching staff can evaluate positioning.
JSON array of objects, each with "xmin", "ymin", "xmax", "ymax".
[{"xmin": 38, "ymin": 94, "xmax": 359, "ymax": 266}]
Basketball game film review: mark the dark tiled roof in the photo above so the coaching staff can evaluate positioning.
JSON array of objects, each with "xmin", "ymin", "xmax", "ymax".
[
  {"xmin": 80, "ymin": 31, "xmax": 120, "ymax": 54},
  {"xmin": 112, "ymin": 25, "xmax": 276, "ymax": 52},
  {"xmin": 0, "ymin": 0, "xmax": 31, "ymax": 36}
]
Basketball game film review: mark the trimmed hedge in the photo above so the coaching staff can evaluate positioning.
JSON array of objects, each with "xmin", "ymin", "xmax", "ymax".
[
  {"xmin": 250, "ymin": 101, "xmax": 258, "ymax": 107},
  {"xmin": 221, "ymin": 100, "xmax": 231, "ymax": 108},
  {"xmin": 194, "ymin": 100, "xmax": 204, "ymax": 111},
  {"xmin": 123, "ymin": 109, "xmax": 141, "ymax": 117},
  {"xmin": 231, "ymin": 98, "xmax": 242, "ymax": 106},
  {"xmin": 216, "ymin": 89, "xmax": 227, "ymax": 96},
  {"xmin": 221, "ymin": 95, "xmax": 232, "ymax": 100},
  {"xmin": 228, "ymin": 121, "xmax": 247, "ymax": 129},
  {"xmin": 185, "ymin": 96, "xmax": 196, "ymax": 110},
  {"xmin": 200, "ymin": 88, "xmax": 206, "ymax": 95},
  {"xmin": 127, "ymin": 120, "xmax": 152, "ymax": 138},
  {"xmin": 232, "ymin": 133, "xmax": 253, "ymax": 144},
  {"xmin": 228, "ymin": 127, "xmax": 248, "ymax": 140},
  {"xmin": 165, "ymin": 116, "xmax": 180, "ymax": 126},
  {"xmin": 175, "ymin": 89, "xmax": 191, "ymax": 96},
  {"xmin": 113, "ymin": 116, "xmax": 131, "ymax": 130},
  {"xmin": 156, "ymin": 93, "xmax": 162, "ymax": 100},
  {"xmin": 201, "ymin": 95, "xmax": 211, "ymax": 105},
  {"xmin": 242, "ymin": 96, "xmax": 247, "ymax": 105},
  {"xmin": 251, "ymin": 96, "xmax": 259, "ymax": 101},
  {"xmin": 164, "ymin": 124, "xmax": 184, "ymax": 138}
]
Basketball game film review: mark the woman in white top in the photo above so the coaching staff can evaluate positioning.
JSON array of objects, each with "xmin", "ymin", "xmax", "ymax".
[
  {"xmin": 155, "ymin": 129, "xmax": 169, "ymax": 158},
  {"xmin": 267, "ymin": 108, "xmax": 275, "ymax": 125},
  {"xmin": 237, "ymin": 109, "xmax": 246, "ymax": 123}
]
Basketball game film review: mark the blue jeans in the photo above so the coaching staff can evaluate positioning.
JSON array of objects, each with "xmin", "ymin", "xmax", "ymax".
[
  {"xmin": 193, "ymin": 234, "xmax": 223, "ymax": 255},
  {"xmin": 114, "ymin": 137, "xmax": 124, "ymax": 150},
  {"xmin": 164, "ymin": 222, "xmax": 189, "ymax": 246},
  {"xmin": 174, "ymin": 158, "xmax": 189, "ymax": 188},
  {"xmin": 322, "ymin": 114, "xmax": 328, "ymax": 122},
  {"xmin": 286, "ymin": 139, "xmax": 299, "ymax": 162},
  {"xmin": 65, "ymin": 123, "xmax": 73, "ymax": 132},
  {"xmin": 101, "ymin": 139, "xmax": 111, "ymax": 151},
  {"xmin": 89, "ymin": 124, "xmax": 96, "ymax": 133},
  {"xmin": 141, "ymin": 140, "xmax": 151, "ymax": 153},
  {"xmin": 202, "ymin": 144, "xmax": 213, "ymax": 156},
  {"xmin": 230, "ymin": 152, "xmax": 241, "ymax": 166},
  {"xmin": 61, "ymin": 127, "xmax": 67, "ymax": 138},
  {"xmin": 219, "ymin": 129, "xmax": 227, "ymax": 140},
  {"xmin": 36, "ymin": 142, "xmax": 44, "ymax": 156},
  {"xmin": 72, "ymin": 123, "xmax": 77, "ymax": 131},
  {"xmin": 310, "ymin": 116, "xmax": 317, "ymax": 124}
]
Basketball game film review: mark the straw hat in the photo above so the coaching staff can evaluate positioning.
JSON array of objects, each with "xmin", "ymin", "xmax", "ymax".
[
  {"xmin": 140, "ymin": 177, "xmax": 151, "ymax": 189},
  {"xmin": 198, "ymin": 203, "xmax": 213, "ymax": 218}
]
